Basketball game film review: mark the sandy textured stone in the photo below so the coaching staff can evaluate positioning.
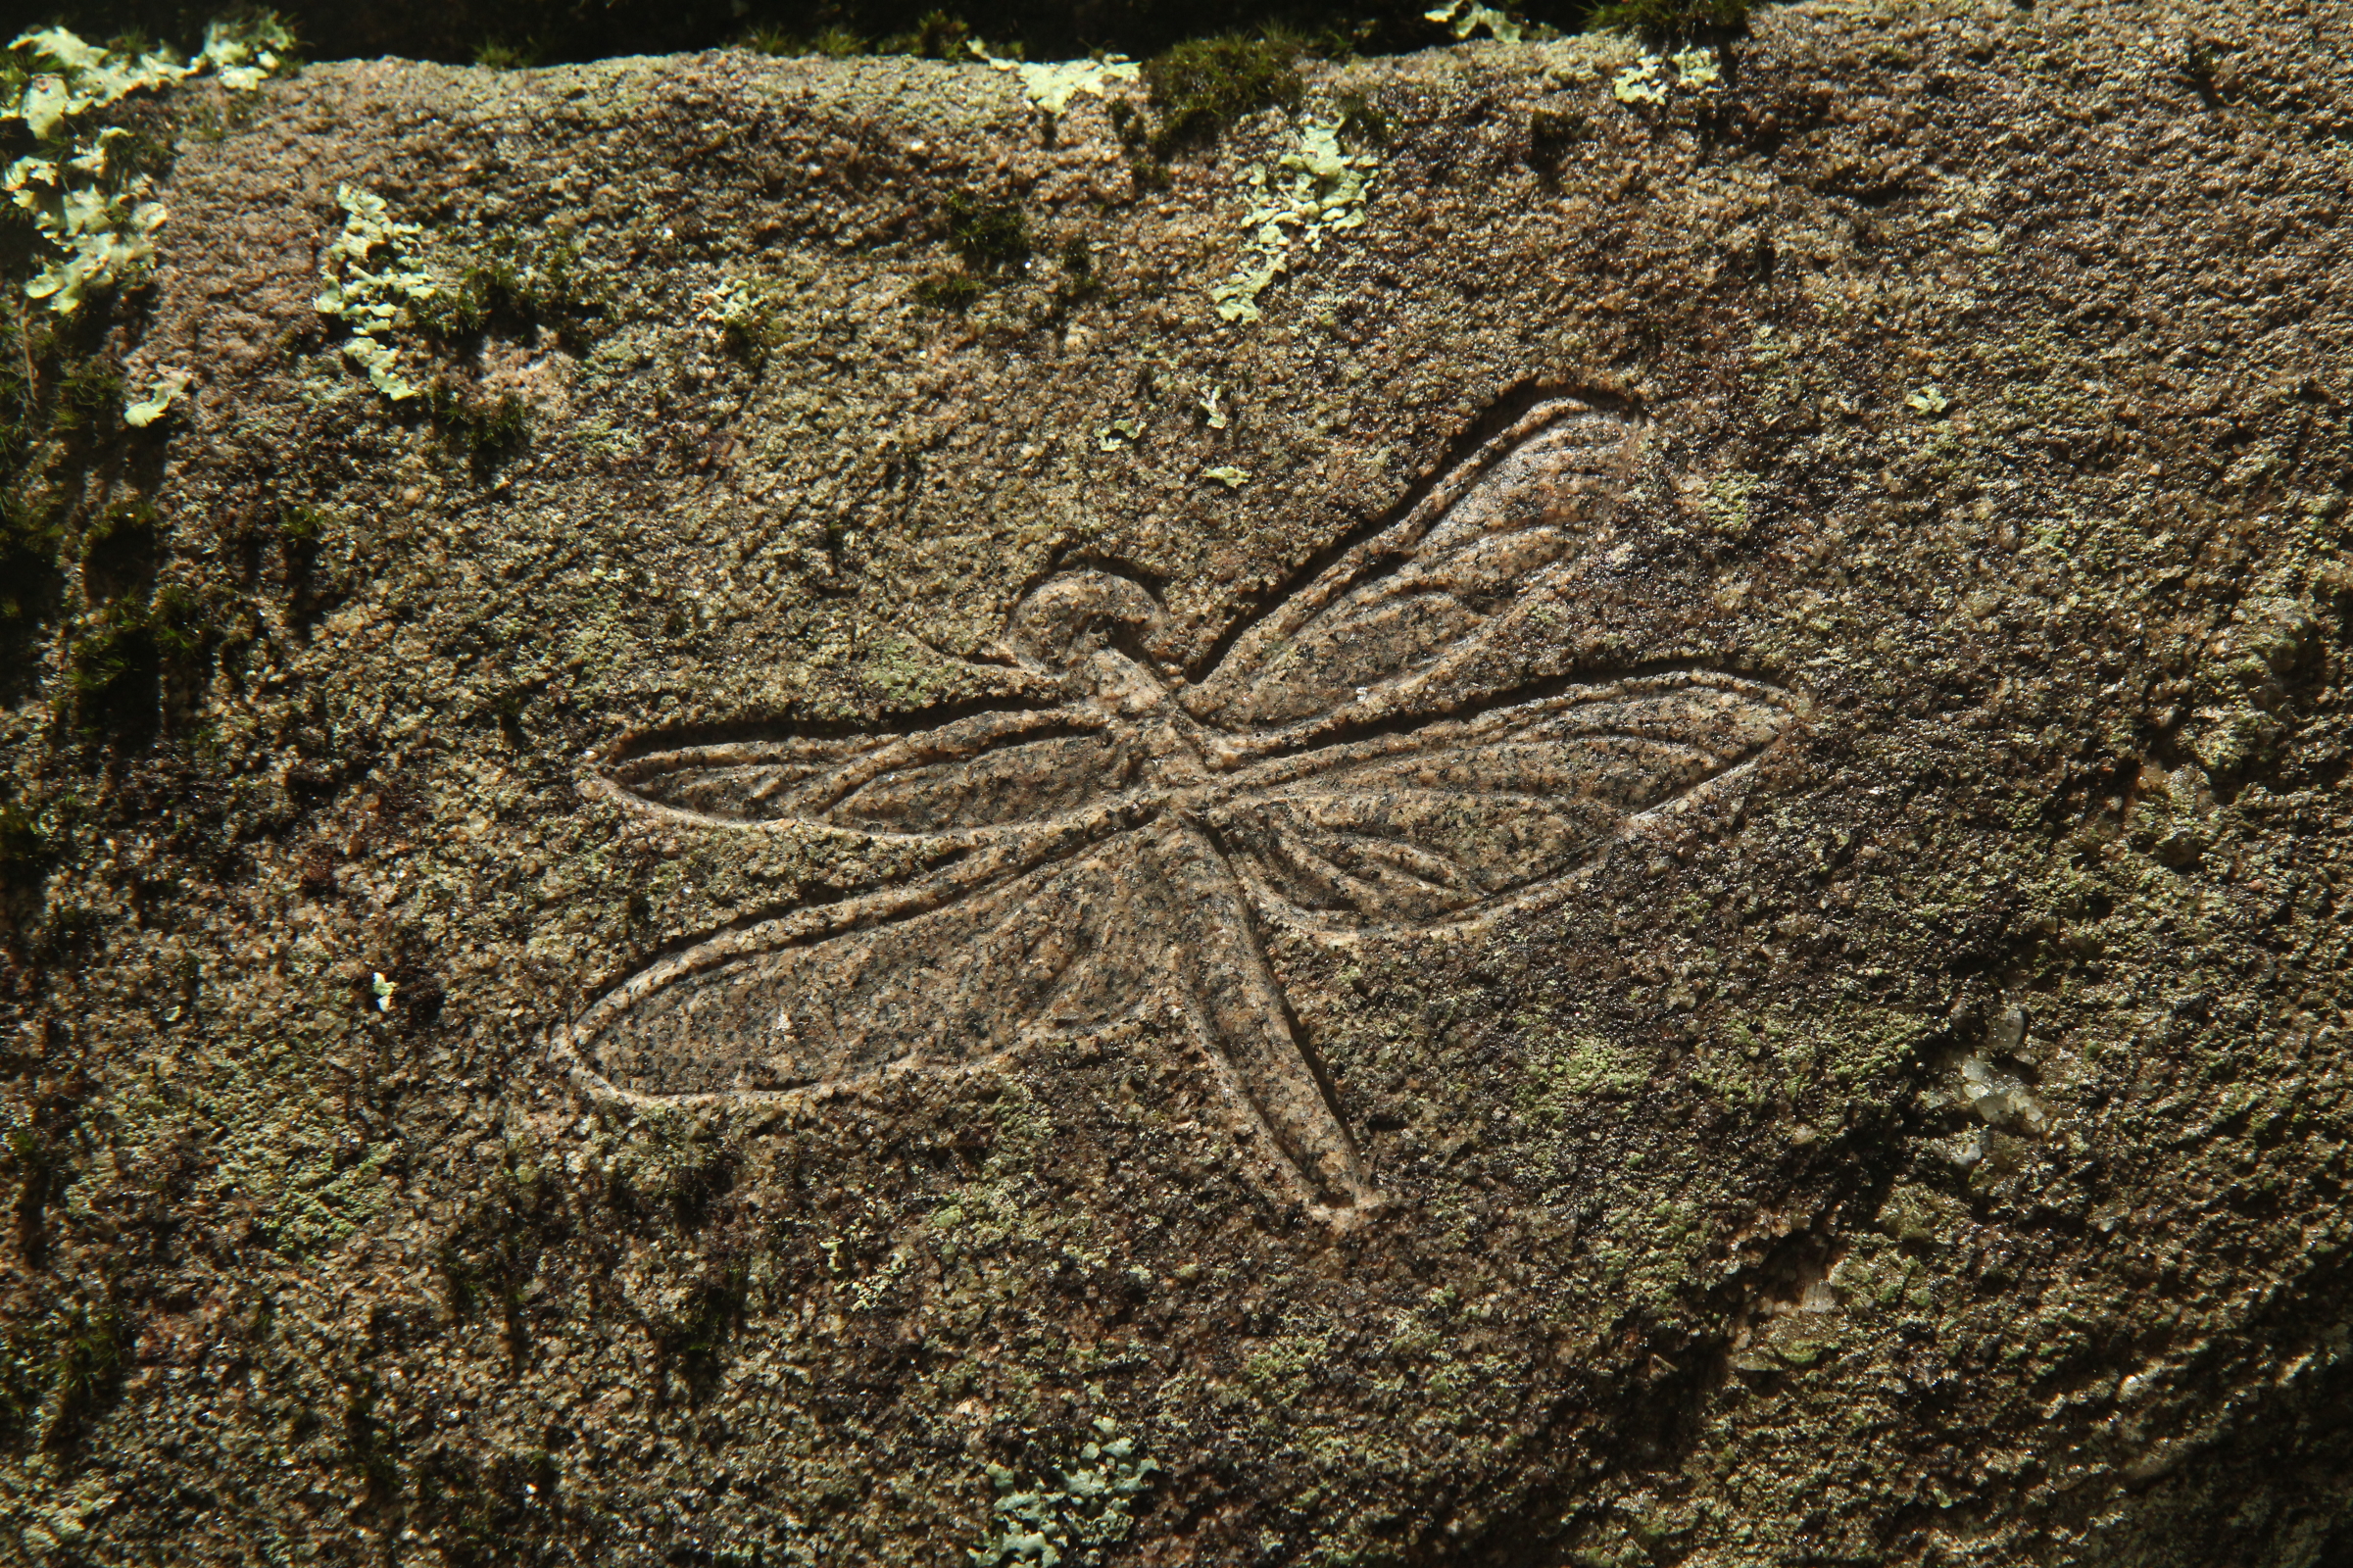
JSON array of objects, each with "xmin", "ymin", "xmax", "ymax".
[{"xmin": 4, "ymin": 1, "xmax": 2353, "ymax": 1562}]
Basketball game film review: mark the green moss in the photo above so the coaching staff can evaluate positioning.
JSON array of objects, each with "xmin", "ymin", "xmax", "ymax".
[
  {"xmin": 740, "ymin": 24, "xmax": 868, "ymax": 59},
  {"xmin": 44, "ymin": 1304, "xmax": 123, "ymax": 1450},
  {"xmin": 1334, "ymin": 88, "xmax": 1391, "ymax": 147},
  {"xmin": 0, "ymin": 310, "xmax": 60, "ymax": 626},
  {"xmin": 83, "ymin": 494, "xmax": 155, "ymax": 552},
  {"xmin": 52, "ymin": 358, "xmax": 123, "ymax": 437},
  {"xmin": 0, "ymin": 1314, "xmax": 55, "ymax": 1446},
  {"xmin": 0, "ymin": 493, "xmax": 63, "ymax": 625},
  {"xmin": 413, "ymin": 232, "xmax": 592, "ymax": 344},
  {"xmin": 893, "ymin": 11, "xmax": 976, "ymax": 57},
  {"xmin": 946, "ymin": 191, "xmax": 1030, "ymax": 275},
  {"xmin": 1141, "ymin": 34, "xmax": 1304, "ymax": 155},
  {"xmin": 426, "ymin": 381, "xmax": 528, "ymax": 455},
  {"xmin": 912, "ymin": 192, "xmax": 1032, "ymax": 313},
  {"xmin": 1586, "ymin": 0, "xmax": 1751, "ymax": 41},
  {"xmin": 704, "ymin": 278, "xmax": 780, "ymax": 358},
  {"xmin": 149, "ymin": 581, "xmax": 206, "ymax": 658},
  {"xmin": 912, "ymin": 272, "xmax": 986, "ymax": 313},
  {"xmin": 278, "ymin": 503, "xmax": 329, "ymax": 545},
  {"xmin": 0, "ymin": 800, "xmax": 47, "ymax": 873},
  {"xmin": 69, "ymin": 600, "xmax": 157, "ymax": 714},
  {"xmin": 740, "ymin": 11, "xmax": 973, "ymax": 60},
  {"xmin": 472, "ymin": 37, "xmax": 545, "ymax": 70},
  {"xmin": 1528, "ymin": 106, "xmax": 1589, "ymax": 165}
]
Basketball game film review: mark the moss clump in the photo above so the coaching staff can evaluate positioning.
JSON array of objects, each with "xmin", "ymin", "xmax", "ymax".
[
  {"xmin": 0, "ymin": 799, "xmax": 47, "ymax": 876},
  {"xmin": 148, "ymin": 581, "xmax": 207, "ymax": 658},
  {"xmin": 739, "ymin": 24, "xmax": 869, "ymax": 59},
  {"xmin": 427, "ymin": 381, "xmax": 528, "ymax": 455},
  {"xmin": 83, "ymin": 496, "xmax": 156, "ymax": 552},
  {"xmin": 51, "ymin": 358, "xmax": 123, "ymax": 438},
  {"xmin": 0, "ymin": 1312, "xmax": 56, "ymax": 1447},
  {"xmin": 1141, "ymin": 34, "xmax": 1304, "ymax": 155},
  {"xmin": 79, "ymin": 497, "xmax": 159, "ymax": 607},
  {"xmin": 738, "ymin": 10, "xmax": 973, "ymax": 59},
  {"xmin": 278, "ymin": 503, "xmax": 329, "ymax": 545},
  {"xmin": 1529, "ymin": 105, "xmax": 1590, "ymax": 166},
  {"xmin": 1587, "ymin": 0, "xmax": 1751, "ymax": 40},
  {"xmin": 945, "ymin": 192, "xmax": 1030, "ymax": 275},
  {"xmin": 0, "ymin": 313, "xmax": 58, "ymax": 627},
  {"xmin": 472, "ymin": 37, "xmax": 545, "ymax": 70},
  {"xmin": 39, "ymin": 1304, "xmax": 124, "ymax": 1451},
  {"xmin": 68, "ymin": 600, "xmax": 159, "ymax": 726},
  {"xmin": 1334, "ymin": 87, "xmax": 1391, "ymax": 147},
  {"xmin": 892, "ymin": 10, "xmax": 975, "ymax": 58},
  {"xmin": 703, "ymin": 278, "xmax": 780, "ymax": 359},
  {"xmin": 413, "ymin": 233, "xmax": 594, "ymax": 346},
  {"xmin": 911, "ymin": 272, "xmax": 986, "ymax": 313},
  {"xmin": 913, "ymin": 191, "xmax": 1031, "ymax": 313},
  {"xmin": 0, "ymin": 495, "xmax": 62, "ymax": 626}
]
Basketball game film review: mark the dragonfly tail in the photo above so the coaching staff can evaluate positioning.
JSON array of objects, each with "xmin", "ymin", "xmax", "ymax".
[{"xmin": 1150, "ymin": 821, "xmax": 1375, "ymax": 1215}]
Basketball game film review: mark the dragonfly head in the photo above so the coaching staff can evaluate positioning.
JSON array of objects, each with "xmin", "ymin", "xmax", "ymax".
[{"xmin": 1004, "ymin": 570, "xmax": 1175, "ymax": 694}]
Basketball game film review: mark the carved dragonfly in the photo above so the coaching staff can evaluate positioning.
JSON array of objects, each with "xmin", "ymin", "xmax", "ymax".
[{"xmin": 566, "ymin": 397, "xmax": 1799, "ymax": 1217}]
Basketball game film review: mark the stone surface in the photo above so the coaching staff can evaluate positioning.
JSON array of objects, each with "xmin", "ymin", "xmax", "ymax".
[{"xmin": 5, "ymin": 2, "xmax": 2353, "ymax": 1562}]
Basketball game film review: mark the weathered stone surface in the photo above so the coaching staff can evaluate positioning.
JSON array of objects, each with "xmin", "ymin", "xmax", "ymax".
[{"xmin": 5, "ymin": 2, "xmax": 2353, "ymax": 1561}]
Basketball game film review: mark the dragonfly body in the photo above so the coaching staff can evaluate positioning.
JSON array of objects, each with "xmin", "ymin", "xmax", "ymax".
[{"xmin": 567, "ymin": 396, "xmax": 1803, "ymax": 1219}]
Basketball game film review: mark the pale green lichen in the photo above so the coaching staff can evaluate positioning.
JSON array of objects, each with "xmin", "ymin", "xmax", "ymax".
[
  {"xmin": 1211, "ymin": 120, "xmax": 1377, "ymax": 325},
  {"xmin": 844, "ymin": 1247, "xmax": 911, "ymax": 1312},
  {"xmin": 967, "ymin": 1419, "xmax": 1161, "ymax": 1568},
  {"xmin": 1097, "ymin": 416, "xmax": 1140, "ymax": 452},
  {"xmin": 1202, "ymin": 466, "xmax": 1250, "ymax": 489},
  {"xmin": 1425, "ymin": 2, "xmax": 1531, "ymax": 43},
  {"xmin": 4, "ymin": 22, "xmax": 292, "ymax": 314},
  {"xmin": 1906, "ymin": 384, "xmax": 1951, "ymax": 415},
  {"xmin": 701, "ymin": 278, "xmax": 763, "ymax": 333},
  {"xmin": 971, "ymin": 45, "xmax": 1141, "ymax": 115},
  {"xmin": 1952, "ymin": 1054, "xmax": 2049, "ymax": 1135},
  {"xmin": 1612, "ymin": 57, "xmax": 1670, "ymax": 104},
  {"xmin": 1672, "ymin": 45, "xmax": 1720, "ymax": 86},
  {"xmin": 7, "ymin": 20, "xmax": 288, "ymax": 124},
  {"xmin": 123, "ymin": 368, "xmax": 191, "ymax": 427},
  {"xmin": 315, "ymin": 185, "xmax": 438, "ymax": 399},
  {"xmin": 1611, "ymin": 47, "xmax": 1717, "ymax": 106},
  {"xmin": 699, "ymin": 276, "xmax": 782, "ymax": 355},
  {"xmin": 187, "ymin": 19, "xmax": 291, "ymax": 92},
  {"xmin": 5, "ymin": 132, "xmax": 168, "ymax": 315}
]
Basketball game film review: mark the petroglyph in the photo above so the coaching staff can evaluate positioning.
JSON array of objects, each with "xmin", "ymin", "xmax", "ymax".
[{"xmin": 567, "ymin": 396, "xmax": 1801, "ymax": 1215}]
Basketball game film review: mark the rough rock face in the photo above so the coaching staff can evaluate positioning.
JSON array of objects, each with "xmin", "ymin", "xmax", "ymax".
[{"xmin": 5, "ymin": 2, "xmax": 2352, "ymax": 1561}]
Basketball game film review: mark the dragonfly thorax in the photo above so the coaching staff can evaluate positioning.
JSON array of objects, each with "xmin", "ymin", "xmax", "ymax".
[{"xmin": 1008, "ymin": 571, "xmax": 1214, "ymax": 782}]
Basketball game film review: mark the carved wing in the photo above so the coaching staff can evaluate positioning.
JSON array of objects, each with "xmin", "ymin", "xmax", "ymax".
[
  {"xmin": 1204, "ymin": 673, "xmax": 1798, "ymax": 935},
  {"xmin": 579, "ymin": 697, "xmax": 1165, "ymax": 1099},
  {"xmin": 568, "ymin": 835, "xmax": 1167, "ymax": 1098},
  {"xmin": 1182, "ymin": 395, "xmax": 1641, "ymax": 751},
  {"xmin": 599, "ymin": 705, "xmax": 1144, "ymax": 836}
]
